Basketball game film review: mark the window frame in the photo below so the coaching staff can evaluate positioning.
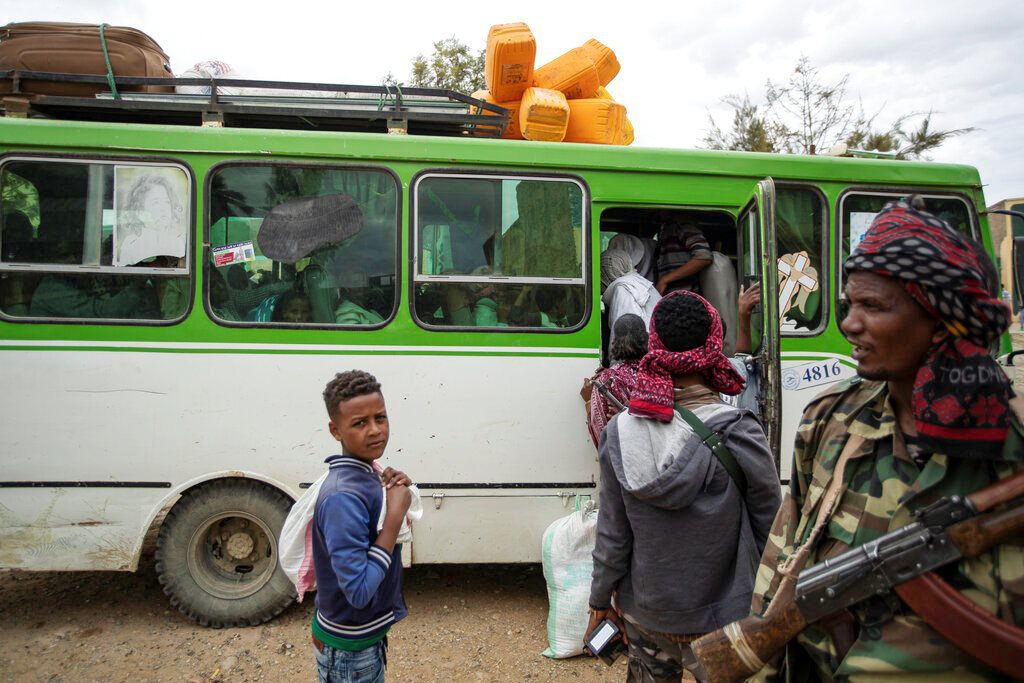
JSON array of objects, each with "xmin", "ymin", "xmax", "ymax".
[
  {"xmin": 409, "ymin": 168, "xmax": 591, "ymax": 334},
  {"xmin": 0, "ymin": 152, "xmax": 196, "ymax": 326},
  {"xmin": 835, "ymin": 187, "xmax": 978, "ymax": 316},
  {"xmin": 202, "ymin": 159, "xmax": 403, "ymax": 331},
  {"xmin": 774, "ymin": 182, "xmax": 830, "ymax": 338}
]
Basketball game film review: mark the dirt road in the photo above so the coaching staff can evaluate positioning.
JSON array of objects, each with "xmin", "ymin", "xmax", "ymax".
[{"xmin": 0, "ymin": 560, "xmax": 627, "ymax": 682}]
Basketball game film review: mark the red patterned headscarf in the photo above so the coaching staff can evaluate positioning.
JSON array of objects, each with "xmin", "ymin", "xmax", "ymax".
[
  {"xmin": 844, "ymin": 199, "xmax": 1012, "ymax": 457},
  {"xmin": 628, "ymin": 291, "xmax": 745, "ymax": 422}
]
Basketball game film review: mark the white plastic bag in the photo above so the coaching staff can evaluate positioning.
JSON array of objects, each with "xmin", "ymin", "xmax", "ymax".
[
  {"xmin": 699, "ymin": 251, "xmax": 738, "ymax": 356},
  {"xmin": 279, "ymin": 471, "xmax": 328, "ymax": 601},
  {"xmin": 541, "ymin": 496, "xmax": 599, "ymax": 658},
  {"xmin": 379, "ymin": 481, "xmax": 423, "ymax": 544},
  {"xmin": 278, "ymin": 466, "xmax": 422, "ymax": 601},
  {"xmin": 175, "ymin": 60, "xmax": 244, "ymax": 95}
]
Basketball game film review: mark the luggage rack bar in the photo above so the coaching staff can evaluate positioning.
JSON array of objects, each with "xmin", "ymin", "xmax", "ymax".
[{"xmin": 0, "ymin": 70, "xmax": 509, "ymax": 137}]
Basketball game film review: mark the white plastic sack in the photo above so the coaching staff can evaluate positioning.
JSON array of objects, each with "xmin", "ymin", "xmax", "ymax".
[
  {"xmin": 699, "ymin": 251, "xmax": 738, "ymax": 356},
  {"xmin": 278, "ymin": 465, "xmax": 422, "ymax": 602},
  {"xmin": 176, "ymin": 60, "xmax": 244, "ymax": 95},
  {"xmin": 279, "ymin": 471, "xmax": 328, "ymax": 601},
  {"xmin": 541, "ymin": 497, "xmax": 599, "ymax": 659}
]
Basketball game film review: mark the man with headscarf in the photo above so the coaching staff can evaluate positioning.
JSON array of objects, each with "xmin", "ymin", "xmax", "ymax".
[
  {"xmin": 747, "ymin": 199, "xmax": 1024, "ymax": 681},
  {"xmin": 601, "ymin": 248, "xmax": 661, "ymax": 332},
  {"xmin": 585, "ymin": 291, "xmax": 781, "ymax": 682}
]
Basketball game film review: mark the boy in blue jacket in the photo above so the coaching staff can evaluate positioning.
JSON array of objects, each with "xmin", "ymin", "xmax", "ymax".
[{"xmin": 312, "ymin": 370, "xmax": 412, "ymax": 683}]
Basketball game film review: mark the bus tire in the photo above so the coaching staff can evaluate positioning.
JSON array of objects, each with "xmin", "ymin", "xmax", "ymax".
[{"xmin": 155, "ymin": 478, "xmax": 296, "ymax": 627}]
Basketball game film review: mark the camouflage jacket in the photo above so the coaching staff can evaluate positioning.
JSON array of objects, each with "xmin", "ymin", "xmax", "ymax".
[{"xmin": 750, "ymin": 377, "xmax": 1024, "ymax": 682}]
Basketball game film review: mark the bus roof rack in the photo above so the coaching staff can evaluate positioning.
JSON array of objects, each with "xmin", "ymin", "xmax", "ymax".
[{"xmin": 0, "ymin": 70, "xmax": 509, "ymax": 138}]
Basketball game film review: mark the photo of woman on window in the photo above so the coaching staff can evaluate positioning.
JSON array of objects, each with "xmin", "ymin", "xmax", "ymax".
[{"xmin": 114, "ymin": 167, "xmax": 188, "ymax": 267}]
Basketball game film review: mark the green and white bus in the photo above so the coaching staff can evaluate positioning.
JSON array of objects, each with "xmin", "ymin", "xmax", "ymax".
[{"xmin": 0, "ymin": 80, "xmax": 1004, "ymax": 625}]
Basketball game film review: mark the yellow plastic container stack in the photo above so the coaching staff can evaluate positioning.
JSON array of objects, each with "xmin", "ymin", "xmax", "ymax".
[
  {"xmin": 478, "ymin": 22, "xmax": 633, "ymax": 145},
  {"xmin": 471, "ymin": 89, "xmax": 523, "ymax": 140},
  {"xmin": 532, "ymin": 46, "xmax": 601, "ymax": 101},
  {"xmin": 563, "ymin": 98, "xmax": 626, "ymax": 145},
  {"xmin": 485, "ymin": 23, "xmax": 536, "ymax": 102},
  {"xmin": 519, "ymin": 87, "xmax": 570, "ymax": 142},
  {"xmin": 581, "ymin": 39, "xmax": 619, "ymax": 86}
]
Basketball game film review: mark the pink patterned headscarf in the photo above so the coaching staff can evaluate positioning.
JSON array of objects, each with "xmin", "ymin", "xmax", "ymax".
[{"xmin": 628, "ymin": 291, "xmax": 744, "ymax": 422}]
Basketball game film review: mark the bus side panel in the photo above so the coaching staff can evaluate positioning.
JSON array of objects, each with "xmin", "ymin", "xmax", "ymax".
[
  {"xmin": 0, "ymin": 347, "xmax": 599, "ymax": 569},
  {"xmin": 777, "ymin": 353, "xmax": 858, "ymax": 481}
]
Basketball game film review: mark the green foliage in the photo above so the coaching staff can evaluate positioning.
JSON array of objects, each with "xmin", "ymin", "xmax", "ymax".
[
  {"xmin": 704, "ymin": 57, "xmax": 973, "ymax": 159},
  {"xmin": 703, "ymin": 94, "xmax": 784, "ymax": 153},
  {"xmin": 1, "ymin": 171, "xmax": 40, "ymax": 230},
  {"xmin": 408, "ymin": 37, "xmax": 486, "ymax": 94}
]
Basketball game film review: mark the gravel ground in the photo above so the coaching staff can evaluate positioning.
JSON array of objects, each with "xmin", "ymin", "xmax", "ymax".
[{"xmin": 0, "ymin": 561, "xmax": 628, "ymax": 682}]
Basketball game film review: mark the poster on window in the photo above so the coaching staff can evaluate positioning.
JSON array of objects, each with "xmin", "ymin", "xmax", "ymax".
[
  {"xmin": 113, "ymin": 166, "xmax": 188, "ymax": 267},
  {"xmin": 849, "ymin": 212, "xmax": 877, "ymax": 253}
]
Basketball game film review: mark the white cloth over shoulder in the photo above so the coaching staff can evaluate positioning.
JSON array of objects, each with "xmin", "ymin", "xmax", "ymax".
[
  {"xmin": 278, "ymin": 465, "xmax": 421, "ymax": 602},
  {"xmin": 602, "ymin": 271, "xmax": 660, "ymax": 331}
]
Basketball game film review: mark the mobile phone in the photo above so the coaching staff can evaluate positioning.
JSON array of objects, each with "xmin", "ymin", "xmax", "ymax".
[{"xmin": 586, "ymin": 618, "xmax": 627, "ymax": 665}]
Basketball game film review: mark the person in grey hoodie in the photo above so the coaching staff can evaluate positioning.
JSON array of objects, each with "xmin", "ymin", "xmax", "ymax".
[{"xmin": 585, "ymin": 290, "xmax": 781, "ymax": 682}]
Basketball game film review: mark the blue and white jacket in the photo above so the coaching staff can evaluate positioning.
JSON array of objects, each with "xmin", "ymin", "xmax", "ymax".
[{"xmin": 312, "ymin": 455, "xmax": 406, "ymax": 642}]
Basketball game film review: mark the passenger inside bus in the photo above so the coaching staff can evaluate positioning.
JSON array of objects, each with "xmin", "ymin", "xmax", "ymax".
[
  {"xmin": 334, "ymin": 287, "xmax": 385, "ymax": 326},
  {"xmin": 208, "ymin": 269, "xmax": 242, "ymax": 321},
  {"xmin": 607, "ymin": 231, "xmax": 657, "ymax": 283},
  {"xmin": 599, "ymin": 247, "xmax": 660, "ymax": 330},
  {"xmin": 272, "ymin": 290, "xmax": 313, "ymax": 323},
  {"xmin": 28, "ymin": 240, "xmax": 161, "ymax": 319},
  {"xmin": 654, "ymin": 212, "xmax": 714, "ymax": 295},
  {"xmin": 534, "ymin": 286, "xmax": 567, "ymax": 328}
]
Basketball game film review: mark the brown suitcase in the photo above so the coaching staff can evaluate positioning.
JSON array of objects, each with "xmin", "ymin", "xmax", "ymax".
[{"xmin": 0, "ymin": 22, "xmax": 174, "ymax": 96}]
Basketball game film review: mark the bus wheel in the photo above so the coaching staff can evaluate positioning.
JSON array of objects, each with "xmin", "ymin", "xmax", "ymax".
[{"xmin": 155, "ymin": 479, "xmax": 296, "ymax": 627}]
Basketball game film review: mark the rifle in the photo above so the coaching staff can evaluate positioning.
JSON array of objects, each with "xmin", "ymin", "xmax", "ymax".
[
  {"xmin": 692, "ymin": 471, "xmax": 1024, "ymax": 682},
  {"xmin": 591, "ymin": 378, "xmax": 626, "ymax": 412}
]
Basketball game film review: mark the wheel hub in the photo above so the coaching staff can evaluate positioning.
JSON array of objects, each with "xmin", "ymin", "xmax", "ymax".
[
  {"xmin": 226, "ymin": 532, "xmax": 255, "ymax": 560},
  {"xmin": 187, "ymin": 511, "xmax": 277, "ymax": 600}
]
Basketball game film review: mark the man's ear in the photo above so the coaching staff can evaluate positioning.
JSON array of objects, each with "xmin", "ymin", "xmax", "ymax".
[{"xmin": 328, "ymin": 419, "xmax": 342, "ymax": 442}]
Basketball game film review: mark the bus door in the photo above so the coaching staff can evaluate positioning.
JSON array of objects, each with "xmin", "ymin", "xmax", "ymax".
[{"xmin": 738, "ymin": 178, "xmax": 782, "ymax": 462}]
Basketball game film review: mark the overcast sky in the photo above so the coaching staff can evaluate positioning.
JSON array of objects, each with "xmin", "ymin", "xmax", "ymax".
[{"xmin": 9, "ymin": 1, "xmax": 1023, "ymax": 202}]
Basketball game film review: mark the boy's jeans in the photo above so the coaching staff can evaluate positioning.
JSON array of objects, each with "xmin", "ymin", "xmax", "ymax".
[{"xmin": 313, "ymin": 637, "xmax": 386, "ymax": 683}]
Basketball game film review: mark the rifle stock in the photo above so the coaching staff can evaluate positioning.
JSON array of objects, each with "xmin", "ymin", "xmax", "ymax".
[{"xmin": 691, "ymin": 601, "xmax": 806, "ymax": 683}]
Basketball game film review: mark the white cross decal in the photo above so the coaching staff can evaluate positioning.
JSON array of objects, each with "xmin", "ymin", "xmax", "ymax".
[{"xmin": 777, "ymin": 252, "xmax": 818, "ymax": 322}]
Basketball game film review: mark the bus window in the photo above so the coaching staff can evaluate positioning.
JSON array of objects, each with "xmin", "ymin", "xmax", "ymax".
[
  {"xmin": 837, "ymin": 191, "xmax": 975, "ymax": 320},
  {"xmin": 207, "ymin": 165, "xmax": 398, "ymax": 326},
  {"xmin": 412, "ymin": 174, "xmax": 586, "ymax": 329},
  {"xmin": 776, "ymin": 186, "xmax": 827, "ymax": 335},
  {"xmin": 0, "ymin": 159, "xmax": 191, "ymax": 322}
]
